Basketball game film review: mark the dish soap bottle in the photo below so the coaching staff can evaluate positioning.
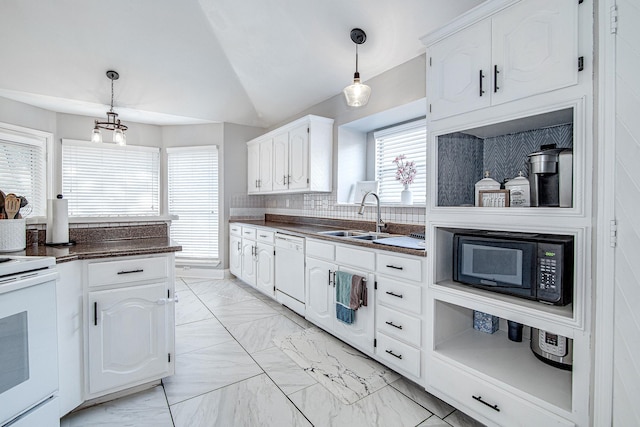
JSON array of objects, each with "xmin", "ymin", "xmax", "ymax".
[
  {"xmin": 505, "ymin": 171, "xmax": 531, "ymax": 207},
  {"xmin": 474, "ymin": 171, "xmax": 500, "ymax": 206}
]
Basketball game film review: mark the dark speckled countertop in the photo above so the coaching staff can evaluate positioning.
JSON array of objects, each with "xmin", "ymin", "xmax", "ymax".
[
  {"xmin": 231, "ymin": 214, "xmax": 427, "ymax": 257},
  {"xmin": 22, "ymin": 237, "xmax": 182, "ymax": 263}
]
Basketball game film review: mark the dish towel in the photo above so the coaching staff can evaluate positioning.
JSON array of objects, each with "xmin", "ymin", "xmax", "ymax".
[
  {"xmin": 335, "ymin": 271, "xmax": 354, "ymax": 324},
  {"xmin": 350, "ymin": 274, "xmax": 367, "ymax": 309}
]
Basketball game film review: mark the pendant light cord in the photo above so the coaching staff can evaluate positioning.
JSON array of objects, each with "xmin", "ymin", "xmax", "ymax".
[{"xmin": 110, "ymin": 77, "xmax": 115, "ymax": 113}]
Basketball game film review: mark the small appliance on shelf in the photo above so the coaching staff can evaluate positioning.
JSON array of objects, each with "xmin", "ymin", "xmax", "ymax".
[{"xmin": 527, "ymin": 144, "xmax": 573, "ymax": 208}]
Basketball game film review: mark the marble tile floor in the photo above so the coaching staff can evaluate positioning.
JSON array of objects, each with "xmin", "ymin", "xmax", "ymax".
[{"xmin": 61, "ymin": 276, "xmax": 485, "ymax": 427}]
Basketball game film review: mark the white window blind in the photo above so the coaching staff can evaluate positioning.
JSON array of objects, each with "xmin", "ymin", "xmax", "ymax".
[
  {"xmin": 61, "ymin": 139, "xmax": 160, "ymax": 216},
  {"xmin": 0, "ymin": 125, "xmax": 49, "ymax": 217},
  {"xmin": 374, "ymin": 120, "xmax": 427, "ymax": 204},
  {"xmin": 167, "ymin": 146, "xmax": 219, "ymax": 261}
]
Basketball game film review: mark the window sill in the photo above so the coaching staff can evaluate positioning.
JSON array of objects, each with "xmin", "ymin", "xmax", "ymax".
[
  {"xmin": 26, "ymin": 215, "xmax": 178, "ymax": 225},
  {"xmin": 335, "ymin": 203, "xmax": 426, "ymax": 208}
]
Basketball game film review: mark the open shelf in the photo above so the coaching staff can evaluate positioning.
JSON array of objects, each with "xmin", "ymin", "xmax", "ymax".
[{"xmin": 433, "ymin": 300, "xmax": 573, "ymax": 413}]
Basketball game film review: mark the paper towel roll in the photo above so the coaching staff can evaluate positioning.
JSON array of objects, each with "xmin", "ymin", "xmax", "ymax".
[{"xmin": 46, "ymin": 195, "xmax": 69, "ymax": 244}]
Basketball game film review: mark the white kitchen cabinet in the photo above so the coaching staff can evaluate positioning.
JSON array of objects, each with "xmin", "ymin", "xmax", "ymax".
[
  {"xmin": 255, "ymin": 242, "xmax": 275, "ymax": 298},
  {"xmin": 305, "ymin": 239, "xmax": 375, "ymax": 354},
  {"xmin": 229, "ymin": 234, "xmax": 242, "ymax": 277},
  {"xmin": 247, "ymin": 137, "xmax": 273, "ymax": 193},
  {"xmin": 425, "ymin": 0, "xmax": 579, "ymax": 120},
  {"xmin": 84, "ymin": 254, "xmax": 175, "ymax": 399},
  {"xmin": 56, "ymin": 260, "xmax": 84, "ymax": 416},
  {"xmin": 247, "ymin": 115, "xmax": 333, "ymax": 194},
  {"xmin": 234, "ymin": 226, "xmax": 275, "ymax": 298}
]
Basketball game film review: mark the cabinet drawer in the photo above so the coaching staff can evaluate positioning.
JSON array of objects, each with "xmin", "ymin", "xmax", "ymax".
[
  {"xmin": 241, "ymin": 227, "xmax": 257, "ymax": 240},
  {"xmin": 306, "ymin": 239, "xmax": 335, "ymax": 261},
  {"xmin": 229, "ymin": 224, "xmax": 242, "ymax": 236},
  {"xmin": 376, "ymin": 253, "xmax": 422, "ymax": 282},
  {"xmin": 428, "ymin": 358, "xmax": 574, "ymax": 427},
  {"xmin": 375, "ymin": 332, "xmax": 421, "ymax": 378},
  {"xmin": 256, "ymin": 229, "xmax": 275, "ymax": 244},
  {"xmin": 87, "ymin": 256, "xmax": 169, "ymax": 287},
  {"xmin": 376, "ymin": 305, "xmax": 421, "ymax": 347},
  {"xmin": 376, "ymin": 276, "xmax": 421, "ymax": 315},
  {"xmin": 335, "ymin": 245, "xmax": 375, "ymax": 270}
]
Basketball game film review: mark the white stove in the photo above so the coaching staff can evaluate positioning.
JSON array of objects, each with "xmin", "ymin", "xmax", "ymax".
[{"xmin": 0, "ymin": 255, "xmax": 59, "ymax": 427}]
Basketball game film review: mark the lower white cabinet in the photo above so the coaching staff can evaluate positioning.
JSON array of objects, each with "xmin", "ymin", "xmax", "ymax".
[
  {"xmin": 229, "ymin": 234, "xmax": 242, "ymax": 277},
  {"xmin": 87, "ymin": 282, "xmax": 173, "ymax": 396},
  {"xmin": 235, "ymin": 226, "xmax": 275, "ymax": 297},
  {"xmin": 255, "ymin": 242, "xmax": 275, "ymax": 297},
  {"xmin": 84, "ymin": 254, "xmax": 175, "ymax": 399}
]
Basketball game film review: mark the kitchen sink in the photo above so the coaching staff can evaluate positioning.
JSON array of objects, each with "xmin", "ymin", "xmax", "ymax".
[
  {"xmin": 349, "ymin": 234, "xmax": 382, "ymax": 241},
  {"xmin": 317, "ymin": 230, "xmax": 366, "ymax": 237}
]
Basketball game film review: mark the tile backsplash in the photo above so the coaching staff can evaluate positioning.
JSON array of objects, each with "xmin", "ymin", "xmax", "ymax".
[{"xmin": 230, "ymin": 192, "xmax": 426, "ymax": 225}]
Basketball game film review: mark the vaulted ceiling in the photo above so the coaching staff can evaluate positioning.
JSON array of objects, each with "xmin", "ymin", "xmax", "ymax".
[{"xmin": 0, "ymin": 0, "xmax": 483, "ymax": 128}]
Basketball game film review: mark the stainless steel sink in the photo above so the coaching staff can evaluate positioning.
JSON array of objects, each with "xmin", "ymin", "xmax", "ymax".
[
  {"xmin": 317, "ymin": 230, "xmax": 366, "ymax": 237},
  {"xmin": 350, "ymin": 234, "xmax": 382, "ymax": 241}
]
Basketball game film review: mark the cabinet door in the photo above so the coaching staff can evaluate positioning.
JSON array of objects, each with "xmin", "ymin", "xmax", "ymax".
[
  {"xmin": 56, "ymin": 261, "xmax": 83, "ymax": 416},
  {"xmin": 88, "ymin": 283, "xmax": 171, "ymax": 395},
  {"xmin": 332, "ymin": 266, "xmax": 375, "ymax": 353},
  {"xmin": 288, "ymin": 124, "xmax": 309, "ymax": 191},
  {"xmin": 258, "ymin": 139, "xmax": 274, "ymax": 192},
  {"xmin": 255, "ymin": 243, "xmax": 275, "ymax": 297},
  {"xmin": 428, "ymin": 19, "xmax": 492, "ymax": 120},
  {"xmin": 247, "ymin": 142, "xmax": 260, "ymax": 194},
  {"xmin": 241, "ymin": 240, "xmax": 256, "ymax": 286},
  {"xmin": 491, "ymin": 0, "xmax": 578, "ymax": 105},
  {"xmin": 305, "ymin": 257, "xmax": 335, "ymax": 331},
  {"xmin": 229, "ymin": 235, "xmax": 242, "ymax": 277},
  {"xmin": 273, "ymin": 132, "xmax": 289, "ymax": 191}
]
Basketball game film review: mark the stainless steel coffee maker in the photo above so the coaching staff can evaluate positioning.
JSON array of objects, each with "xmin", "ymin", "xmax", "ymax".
[{"xmin": 527, "ymin": 145, "xmax": 573, "ymax": 207}]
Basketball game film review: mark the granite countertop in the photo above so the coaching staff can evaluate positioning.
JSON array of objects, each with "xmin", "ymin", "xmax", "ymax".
[
  {"xmin": 22, "ymin": 237, "xmax": 182, "ymax": 263},
  {"xmin": 231, "ymin": 216, "xmax": 427, "ymax": 257}
]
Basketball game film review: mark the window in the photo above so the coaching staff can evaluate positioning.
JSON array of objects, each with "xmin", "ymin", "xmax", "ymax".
[
  {"xmin": 374, "ymin": 119, "xmax": 427, "ymax": 204},
  {"xmin": 61, "ymin": 140, "xmax": 160, "ymax": 216},
  {"xmin": 167, "ymin": 146, "xmax": 219, "ymax": 261},
  {"xmin": 0, "ymin": 124, "xmax": 50, "ymax": 217}
]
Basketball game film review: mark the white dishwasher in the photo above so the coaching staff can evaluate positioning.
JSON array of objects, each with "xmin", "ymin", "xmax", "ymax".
[{"xmin": 275, "ymin": 233, "xmax": 305, "ymax": 316}]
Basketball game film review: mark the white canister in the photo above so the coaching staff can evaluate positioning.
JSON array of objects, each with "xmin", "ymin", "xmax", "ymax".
[
  {"xmin": 0, "ymin": 219, "xmax": 26, "ymax": 252},
  {"xmin": 505, "ymin": 171, "xmax": 531, "ymax": 207},
  {"xmin": 474, "ymin": 171, "xmax": 500, "ymax": 206}
]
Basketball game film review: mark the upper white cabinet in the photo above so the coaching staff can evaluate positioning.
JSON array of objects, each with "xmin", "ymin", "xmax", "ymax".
[
  {"xmin": 425, "ymin": 0, "xmax": 579, "ymax": 120},
  {"xmin": 247, "ymin": 138, "xmax": 273, "ymax": 193},
  {"xmin": 247, "ymin": 115, "xmax": 333, "ymax": 194}
]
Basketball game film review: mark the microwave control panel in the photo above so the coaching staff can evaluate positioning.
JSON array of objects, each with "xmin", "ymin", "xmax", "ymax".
[{"xmin": 536, "ymin": 242, "xmax": 564, "ymax": 303}]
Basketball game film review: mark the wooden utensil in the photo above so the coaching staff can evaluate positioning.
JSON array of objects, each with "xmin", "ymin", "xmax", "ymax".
[{"xmin": 4, "ymin": 194, "xmax": 20, "ymax": 219}]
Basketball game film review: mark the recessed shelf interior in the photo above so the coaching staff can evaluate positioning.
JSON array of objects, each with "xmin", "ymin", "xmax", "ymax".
[
  {"xmin": 436, "ymin": 107, "xmax": 574, "ymax": 207},
  {"xmin": 433, "ymin": 300, "xmax": 573, "ymax": 413}
]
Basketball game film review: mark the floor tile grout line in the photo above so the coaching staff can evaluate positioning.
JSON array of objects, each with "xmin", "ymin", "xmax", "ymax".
[
  {"xmin": 159, "ymin": 381, "xmax": 177, "ymax": 427},
  {"xmin": 164, "ymin": 372, "xmax": 266, "ymax": 409}
]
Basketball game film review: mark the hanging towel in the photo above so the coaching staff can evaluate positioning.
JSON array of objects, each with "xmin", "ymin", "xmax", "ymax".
[
  {"xmin": 335, "ymin": 271, "xmax": 354, "ymax": 324},
  {"xmin": 350, "ymin": 274, "xmax": 367, "ymax": 309}
]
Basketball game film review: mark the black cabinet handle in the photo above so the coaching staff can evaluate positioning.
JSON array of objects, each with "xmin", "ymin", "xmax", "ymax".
[
  {"xmin": 385, "ymin": 321, "xmax": 403, "ymax": 330},
  {"xmin": 479, "ymin": 69, "xmax": 485, "ymax": 96},
  {"xmin": 385, "ymin": 265, "xmax": 403, "ymax": 270},
  {"xmin": 385, "ymin": 291, "xmax": 403, "ymax": 299},
  {"xmin": 472, "ymin": 395, "xmax": 500, "ymax": 412},
  {"xmin": 493, "ymin": 65, "xmax": 499, "ymax": 93},
  {"xmin": 94, "ymin": 302, "xmax": 98, "ymax": 326},
  {"xmin": 117, "ymin": 269, "xmax": 143, "ymax": 275},
  {"xmin": 385, "ymin": 349, "xmax": 403, "ymax": 359}
]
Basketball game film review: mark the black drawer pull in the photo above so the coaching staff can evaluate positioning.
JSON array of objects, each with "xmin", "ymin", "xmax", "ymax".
[
  {"xmin": 117, "ymin": 269, "xmax": 144, "ymax": 275},
  {"xmin": 259, "ymin": 234, "xmax": 268, "ymax": 238},
  {"xmin": 94, "ymin": 302, "xmax": 98, "ymax": 326},
  {"xmin": 479, "ymin": 69, "xmax": 485, "ymax": 96},
  {"xmin": 493, "ymin": 65, "xmax": 499, "ymax": 93},
  {"xmin": 385, "ymin": 321, "xmax": 403, "ymax": 330},
  {"xmin": 472, "ymin": 395, "xmax": 500, "ymax": 412},
  {"xmin": 385, "ymin": 291, "xmax": 403, "ymax": 299},
  {"xmin": 385, "ymin": 265, "xmax": 403, "ymax": 270},
  {"xmin": 385, "ymin": 349, "xmax": 402, "ymax": 359}
]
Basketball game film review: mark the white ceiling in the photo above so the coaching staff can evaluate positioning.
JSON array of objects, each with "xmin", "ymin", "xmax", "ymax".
[{"xmin": 0, "ymin": 0, "xmax": 483, "ymax": 128}]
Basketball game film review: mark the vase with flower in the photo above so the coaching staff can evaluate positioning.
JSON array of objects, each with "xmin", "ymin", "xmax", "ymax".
[{"xmin": 393, "ymin": 154, "xmax": 417, "ymax": 205}]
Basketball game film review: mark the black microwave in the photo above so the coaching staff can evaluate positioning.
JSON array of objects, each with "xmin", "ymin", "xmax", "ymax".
[{"xmin": 453, "ymin": 230, "xmax": 574, "ymax": 305}]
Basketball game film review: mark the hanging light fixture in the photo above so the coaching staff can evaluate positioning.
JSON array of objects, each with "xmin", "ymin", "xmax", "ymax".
[
  {"xmin": 91, "ymin": 70, "xmax": 128, "ymax": 146},
  {"xmin": 343, "ymin": 28, "xmax": 371, "ymax": 108}
]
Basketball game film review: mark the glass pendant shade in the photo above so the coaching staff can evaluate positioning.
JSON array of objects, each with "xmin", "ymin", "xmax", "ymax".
[
  {"xmin": 113, "ymin": 128, "xmax": 126, "ymax": 146},
  {"xmin": 91, "ymin": 127, "xmax": 103, "ymax": 143},
  {"xmin": 343, "ymin": 75, "xmax": 371, "ymax": 107}
]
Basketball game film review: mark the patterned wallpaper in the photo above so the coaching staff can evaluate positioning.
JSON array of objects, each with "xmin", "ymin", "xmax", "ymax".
[{"xmin": 437, "ymin": 124, "xmax": 573, "ymax": 206}]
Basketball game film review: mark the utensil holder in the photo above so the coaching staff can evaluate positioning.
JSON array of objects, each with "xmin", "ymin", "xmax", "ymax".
[{"xmin": 0, "ymin": 219, "xmax": 26, "ymax": 252}]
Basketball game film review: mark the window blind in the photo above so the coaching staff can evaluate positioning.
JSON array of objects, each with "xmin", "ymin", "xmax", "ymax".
[
  {"xmin": 167, "ymin": 146, "xmax": 219, "ymax": 261},
  {"xmin": 0, "ymin": 127, "xmax": 48, "ymax": 217},
  {"xmin": 61, "ymin": 139, "xmax": 160, "ymax": 216},
  {"xmin": 374, "ymin": 120, "xmax": 427, "ymax": 204}
]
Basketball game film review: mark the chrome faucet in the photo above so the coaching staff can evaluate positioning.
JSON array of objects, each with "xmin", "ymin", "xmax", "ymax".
[{"xmin": 358, "ymin": 191, "xmax": 386, "ymax": 233}]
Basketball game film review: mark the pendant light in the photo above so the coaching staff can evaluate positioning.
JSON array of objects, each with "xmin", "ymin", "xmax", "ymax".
[
  {"xmin": 343, "ymin": 28, "xmax": 371, "ymax": 107},
  {"xmin": 91, "ymin": 70, "xmax": 128, "ymax": 146}
]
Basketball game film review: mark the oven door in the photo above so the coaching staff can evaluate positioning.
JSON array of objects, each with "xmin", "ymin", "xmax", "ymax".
[{"xmin": 0, "ymin": 272, "xmax": 58, "ymax": 426}]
